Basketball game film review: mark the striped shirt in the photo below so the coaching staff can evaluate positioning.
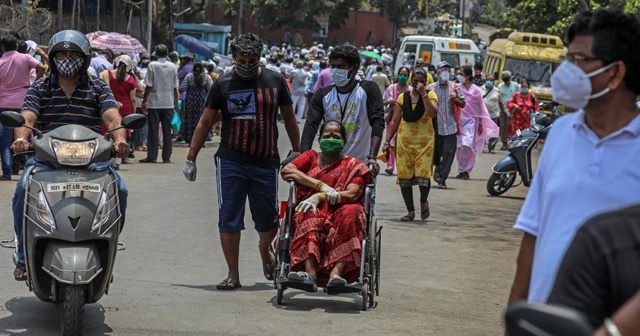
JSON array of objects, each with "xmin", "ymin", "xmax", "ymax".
[
  {"xmin": 427, "ymin": 81, "xmax": 466, "ymax": 136},
  {"xmin": 205, "ymin": 68, "xmax": 292, "ymax": 167},
  {"xmin": 22, "ymin": 74, "xmax": 118, "ymax": 133}
]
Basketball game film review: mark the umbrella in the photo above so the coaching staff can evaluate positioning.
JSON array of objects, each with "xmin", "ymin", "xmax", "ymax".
[
  {"xmin": 86, "ymin": 31, "xmax": 146, "ymax": 54},
  {"xmin": 360, "ymin": 50, "xmax": 382, "ymax": 60},
  {"xmin": 174, "ymin": 34, "xmax": 215, "ymax": 59}
]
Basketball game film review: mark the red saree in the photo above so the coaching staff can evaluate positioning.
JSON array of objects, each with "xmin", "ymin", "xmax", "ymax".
[{"xmin": 289, "ymin": 150, "xmax": 372, "ymax": 284}]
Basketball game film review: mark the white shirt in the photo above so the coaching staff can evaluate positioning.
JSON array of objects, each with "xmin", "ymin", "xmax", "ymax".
[
  {"xmin": 482, "ymin": 85, "xmax": 501, "ymax": 119},
  {"xmin": 320, "ymin": 83, "xmax": 373, "ymax": 161},
  {"xmin": 514, "ymin": 110, "xmax": 640, "ymax": 303}
]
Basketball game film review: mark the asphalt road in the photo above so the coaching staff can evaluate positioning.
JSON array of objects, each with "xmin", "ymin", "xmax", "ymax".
[{"xmin": 0, "ymin": 122, "xmax": 533, "ymax": 336}]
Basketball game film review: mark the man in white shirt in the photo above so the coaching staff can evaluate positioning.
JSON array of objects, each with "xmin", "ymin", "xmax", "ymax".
[
  {"xmin": 507, "ymin": 8, "xmax": 640, "ymax": 309},
  {"xmin": 289, "ymin": 60, "xmax": 310, "ymax": 123},
  {"xmin": 481, "ymin": 74, "xmax": 501, "ymax": 153},
  {"xmin": 497, "ymin": 70, "xmax": 519, "ymax": 150}
]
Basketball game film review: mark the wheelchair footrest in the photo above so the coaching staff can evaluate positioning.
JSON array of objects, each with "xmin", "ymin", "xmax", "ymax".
[
  {"xmin": 278, "ymin": 277, "xmax": 317, "ymax": 293},
  {"xmin": 325, "ymin": 283, "xmax": 362, "ymax": 295}
]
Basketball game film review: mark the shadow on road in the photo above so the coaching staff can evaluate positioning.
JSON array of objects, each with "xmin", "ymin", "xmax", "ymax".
[
  {"xmin": 0, "ymin": 296, "xmax": 113, "ymax": 335},
  {"xmin": 172, "ymin": 282, "xmax": 273, "ymax": 292},
  {"xmin": 269, "ymin": 291, "xmax": 365, "ymax": 314}
]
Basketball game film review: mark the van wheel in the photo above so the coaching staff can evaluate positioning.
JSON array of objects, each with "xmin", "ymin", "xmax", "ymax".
[{"xmin": 61, "ymin": 285, "xmax": 85, "ymax": 336}]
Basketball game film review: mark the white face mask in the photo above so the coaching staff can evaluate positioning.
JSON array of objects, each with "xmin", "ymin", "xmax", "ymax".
[
  {"xmin": 331, "ymin": 67, "xmax": 353, "ymax": 87},
  {"xmin": 550, "ymin": 60, "xmax": 616, "ymax": 110},
  {"xmin": 438, "ymin": 71, "xmax": 450, "ymax": 83},
  {"xmin": 456, "ymin": 75, "xmax": 465, "ymax": 83}
]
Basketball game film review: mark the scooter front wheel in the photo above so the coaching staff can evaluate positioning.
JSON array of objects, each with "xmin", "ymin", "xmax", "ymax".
[
  {"xmin": 487, "ymin": 172, "xmax": 517, "ymax": 196},
  {"xmin": 61, "ymin": 284, "xmax": 86, "ymax": 336}
]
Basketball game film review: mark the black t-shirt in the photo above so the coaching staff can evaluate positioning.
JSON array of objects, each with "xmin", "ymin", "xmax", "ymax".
[
  {"xmin": 205, "ymin": 68, "xmax": 292, "ymax": 167},
  {"xmin": 547, "ymin": 204, "xmax": 640, "ymax": 328}
]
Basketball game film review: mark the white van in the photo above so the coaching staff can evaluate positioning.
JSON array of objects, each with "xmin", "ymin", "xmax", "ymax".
[{"xmin": 394, "ymin": 36, "xmax": 482, "ymax": 75}]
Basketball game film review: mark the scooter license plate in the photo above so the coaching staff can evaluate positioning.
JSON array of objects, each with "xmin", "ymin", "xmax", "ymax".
[{"xmin": 46, "ymin": 182, "xmax": 101, "ymax": 193}]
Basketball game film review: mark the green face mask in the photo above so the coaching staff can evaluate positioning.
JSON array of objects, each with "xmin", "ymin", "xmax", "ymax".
[
  {"xmin": 397, "ymin": 75, "xmax": 409, "ymax": 84},
  {"xmin": 319, "ymin": 137, "xmax": 344, "ymax": 157}
]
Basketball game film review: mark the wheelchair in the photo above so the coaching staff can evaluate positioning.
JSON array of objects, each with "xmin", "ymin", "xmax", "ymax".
[{"xmin": 273, "ymin": 179, "xmax": 382, "ymax": 310}]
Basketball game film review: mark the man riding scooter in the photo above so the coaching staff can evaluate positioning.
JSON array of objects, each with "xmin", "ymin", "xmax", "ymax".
[{"xmin": 10, "ymin": 30, "xmax": 129, "ymax": 281}]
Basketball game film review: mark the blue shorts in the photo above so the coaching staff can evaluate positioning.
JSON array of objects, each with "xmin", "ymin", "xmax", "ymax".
[{"xmin": 215, "ymin": 156, "xmax": 279, "ymax": 233}]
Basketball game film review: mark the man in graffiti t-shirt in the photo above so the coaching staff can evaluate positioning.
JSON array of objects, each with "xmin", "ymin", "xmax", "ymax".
[{"xmin": 301, "ymin": 44, "xmax": 385, "ymax": 174}]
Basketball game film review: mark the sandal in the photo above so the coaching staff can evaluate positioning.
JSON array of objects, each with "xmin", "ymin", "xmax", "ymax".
[
  {"xmin": 327, "ymin": 275, "xmax": 347, "ymax": 287},
  {"xmin": 287, "ymin": 271, "xmax": 318, "ymax": 292},
  {"xmin": 400, "ymin": 211, "xmax": 415, "ymax": 221},
  {"xmin": 421, "ymin": 201, "xmax": 430, "ymax": 220},
  {"xmin": 216, "ymin": 277, "xmax": 242, "ymax": 290},
  {"xmin": 262, "ymin": 245, "xmax": 276, "ymax": 281},
  {"xmin": 14, "ymin": 263, "xmax": 27, "ymax": 281}
]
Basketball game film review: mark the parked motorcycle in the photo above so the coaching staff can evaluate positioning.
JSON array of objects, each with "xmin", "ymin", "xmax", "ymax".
[
  {"xmin": 0, "ymin": 111, "xmax": 145, "ymax": 336},
  {"xmin": 505, "ymin": 301, "xmax": 592, "ymax": 336},
  {"xmin": 486, "ymin": 104, "xmax": 562, "ymax": 196}
]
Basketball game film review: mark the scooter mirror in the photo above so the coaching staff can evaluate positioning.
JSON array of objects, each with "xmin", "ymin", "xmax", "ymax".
[
  {"xmin": 120, "ymin": 114, "xmax": 146, "ymax": 130},
  {"xmin": 505, "ymin": 301, "xmax": 592, "ymax": 336},
  {"xmin": 0, "ymin": 111, "xmax": 25, "ymax": 128}
]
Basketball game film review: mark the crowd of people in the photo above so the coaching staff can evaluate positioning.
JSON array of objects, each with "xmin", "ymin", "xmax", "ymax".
[{"xmin": 2, "ymin": 7, "xmax": 640, "ymax": 335}]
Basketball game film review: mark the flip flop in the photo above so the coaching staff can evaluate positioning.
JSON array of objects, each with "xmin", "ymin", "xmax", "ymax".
[
  {"xmin": 327, "ymin": 275, "xmax": 347, "ymax": 287},
  {"xmin": 263, "ymin": 245, "xmax": 276, "ymax": 281},
  {"xmin": 286, "ymin": 272, "xmax": 318, "ymax": 292},
  {"xmin": 14, "ymin": 263, "xmax": 27, "ymax": 281},
  {"xmin": 216, "ymin": 277, "xmax": 242, "ymax": 290}
]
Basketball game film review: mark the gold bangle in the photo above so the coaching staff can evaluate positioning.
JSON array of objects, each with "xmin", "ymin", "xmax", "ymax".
[
  {"xmin": 422, "ymin": 94, "xmax": 428, "ymax": 98},
  {"xmin": 316, "ymin": 192, "xmax": 327, "ymax": 202},
  {"xmin": 314, "ymin": 181, "xmax": 324, "ymax": 191}
]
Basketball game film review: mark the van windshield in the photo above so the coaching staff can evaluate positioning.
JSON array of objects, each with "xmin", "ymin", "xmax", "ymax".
[{"xmin": 504, "ymin": 58, "xmax": 558, "ymax": 87}]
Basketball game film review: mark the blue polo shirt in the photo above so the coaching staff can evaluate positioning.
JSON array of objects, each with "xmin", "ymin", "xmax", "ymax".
[
  {"xmin": 22, "ymin": 73, "xmax": 118, "ymax": 133},
  {"xmin": 514, "ymin": 109, "xmax": 640, "ymax": 303}
]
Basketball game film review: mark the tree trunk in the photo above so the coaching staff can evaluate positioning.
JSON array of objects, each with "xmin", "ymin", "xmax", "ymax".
[
  {"xmin": 71, "ymin": 0, "xmax": 77, "ymax": 30},
  {"xmin": 127, "ymin": 5, "xmax": 133, "ymax": 35},
  {"xmin": 97, "ymin": 0, "xmax": 100, "ymax": 31},
  {"xmin": 80, "ymin": 0, "xmax": 88, "ymax": 32},
  {"xmin": 57, "ymin": 0, "xmax": 64, "ymax": 30},
  {"xmin": 576, "ymin": 0, "xmax": 590, "ymax": 12},
  {"xmin": 112, "ymin": 0, "xmax": 116, "ymax": 31}
]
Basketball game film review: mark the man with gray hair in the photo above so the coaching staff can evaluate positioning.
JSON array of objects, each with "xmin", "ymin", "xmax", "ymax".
[
  {"xmin": 497, "ymin": 70, "xmax": 519, "ymax": 150},
  {"xmin": 289, "ymin": 60, "xmax": 310, "ymax": 123}
]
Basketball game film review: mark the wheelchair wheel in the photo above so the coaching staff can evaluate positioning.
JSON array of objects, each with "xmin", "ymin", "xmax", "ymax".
[
  {"xmin": 375, "ymin": 227, "xmax": 382, "ymax": 296},
  {"xmin": 367, "ymin": 219, "xmax": 377, "ymax": 300},
  {"xmin": 361, "ymin": 281, "xmax": 369, "ymax": 311},
  {"xmin": 276, "ymin": 283, "xmax": 284, "ymax": 305}
]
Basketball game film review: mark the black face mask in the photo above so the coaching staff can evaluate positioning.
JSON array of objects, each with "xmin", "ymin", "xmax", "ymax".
[{"xmin": 502, "ymin": 77, "xmax": 510, "ymax": 82}]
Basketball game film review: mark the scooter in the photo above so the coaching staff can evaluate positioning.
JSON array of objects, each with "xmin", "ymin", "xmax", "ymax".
[
  {"xmin": 486, "ymin": 104, "xmax": 562, "ymax": 196},
  {"xmin": 505, "ymin": 301, "xmax": 592, "ymax": 336},
  {"xmin": 0, "ymin": 111, "xmax": 145, "ymax": 336}
]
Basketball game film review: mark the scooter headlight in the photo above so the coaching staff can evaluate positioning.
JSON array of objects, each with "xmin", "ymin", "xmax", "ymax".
[
  {"xmin": 92, "ymin": 191, "xmax": 110, "ymax": 232},
  {"xmin": 36, "ymin": 191, "xmax": 56, "ymax": 230},
  {"xmin": 51, "ymin": 139, "xmax": 97, "ymax": 166}
]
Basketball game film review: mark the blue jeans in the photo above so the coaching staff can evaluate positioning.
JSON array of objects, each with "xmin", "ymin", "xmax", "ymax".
[
  {"xmin": 12, "ymin": 158, "xmax": 128, "ymax": 264},
  {"xmin": 0, "ymin": 124, "xmax": 13, "ymax": 179}
]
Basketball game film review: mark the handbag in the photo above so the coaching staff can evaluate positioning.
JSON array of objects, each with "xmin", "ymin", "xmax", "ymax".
[{"xmin": 171, "ymin": 111, "xmax": 181, "ymax": 135}]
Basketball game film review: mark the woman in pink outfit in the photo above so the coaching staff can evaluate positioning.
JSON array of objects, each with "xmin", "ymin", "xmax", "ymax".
[
  {"xmin": 455, "ymin": 66, "xmax": 499, "ymax": 179},
  {"xmin": 382, "ymin": 66, "xmax": 411, "ymax": 175}
]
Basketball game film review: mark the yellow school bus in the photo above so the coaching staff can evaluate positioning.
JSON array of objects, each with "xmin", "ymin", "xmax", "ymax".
[{"xmin": 483, "ymin": 32, "xmax": 567, "ymax": 113}]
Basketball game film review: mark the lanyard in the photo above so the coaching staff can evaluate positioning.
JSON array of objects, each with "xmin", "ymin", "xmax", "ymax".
[{"xmin": 336, "ymin": 84, "xmax": 357, "ymax": 123}]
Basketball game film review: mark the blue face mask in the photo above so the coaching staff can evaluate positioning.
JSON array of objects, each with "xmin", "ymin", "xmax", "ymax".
[
  {"xmin": 521, "ymin": 88, "xmax": 529, "ymax": 95},
  {"xmin": 485, "ymin": 80, "xmax": 493, "ymax": 88}
]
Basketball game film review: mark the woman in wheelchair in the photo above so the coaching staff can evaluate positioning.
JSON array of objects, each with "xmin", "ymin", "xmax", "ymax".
[{"xmin": 280, "ymin": 120, "xmax": 372, "ymax": 292}]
